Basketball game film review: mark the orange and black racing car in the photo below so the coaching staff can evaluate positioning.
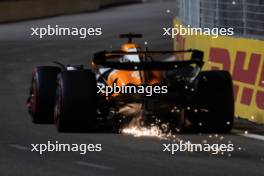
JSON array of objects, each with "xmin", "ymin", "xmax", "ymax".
[{"xmin": 27, "ymin": 33, "xmax": 234, "ymax": 133}]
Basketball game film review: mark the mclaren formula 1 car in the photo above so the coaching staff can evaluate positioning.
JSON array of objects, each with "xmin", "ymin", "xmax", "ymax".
[{"xmin": 27, "ymin": 33, "xmax": 234, "ymax": 133}]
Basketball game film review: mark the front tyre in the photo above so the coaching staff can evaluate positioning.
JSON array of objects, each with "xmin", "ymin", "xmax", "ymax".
[
  {"xmin": 27, "ymin": 66, "xmax": 60, "ymax": 123},
  {"xmin": 54, "ymin": 70, "xmax": 98, "ymax": 132}
]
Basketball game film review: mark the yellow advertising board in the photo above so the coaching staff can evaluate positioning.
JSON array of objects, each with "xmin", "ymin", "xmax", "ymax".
[{"xmin": 173, "ymin": 18, "xmax": 264, "ymax": 124}]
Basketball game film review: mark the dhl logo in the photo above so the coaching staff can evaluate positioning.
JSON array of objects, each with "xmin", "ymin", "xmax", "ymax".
[
  {"xmin": 209, "ymin": 48, "xmax": 264, "ymax": 110},
  {"xmin": 173, "ymin": 18, "xmax": 264, "ymax": 123}
]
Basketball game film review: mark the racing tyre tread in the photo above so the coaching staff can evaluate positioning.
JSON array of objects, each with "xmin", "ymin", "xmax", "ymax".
[
  {"xmin": 54, "ymin": 69, "xmax": 98, "ymax": 132},
  {"xmin": 28, "ymin": 66, "xmax": 60, "ymax": 124},
  {"xmin": 193, "ymin": 70, "xmax": 234, "ymax": 133}
]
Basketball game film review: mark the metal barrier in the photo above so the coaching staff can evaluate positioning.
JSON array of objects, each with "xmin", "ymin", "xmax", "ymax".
[{"xmin": 176, "ymin": 0, "xmax": 264, "ymax": 40}]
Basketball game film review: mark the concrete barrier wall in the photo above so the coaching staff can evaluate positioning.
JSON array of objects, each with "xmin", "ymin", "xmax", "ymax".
[
  {"xmin": 173, "ymin": 18, "xmax": 264, "ymax": 124},
  {"xmin": 0, "ymin": 0, "xmax": 141, "ymax": 23}
]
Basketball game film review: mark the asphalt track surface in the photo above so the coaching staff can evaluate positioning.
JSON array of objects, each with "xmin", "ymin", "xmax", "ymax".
[{"xmin": 0, "ymin": 2, "xmax": 264, "ymax": 176}]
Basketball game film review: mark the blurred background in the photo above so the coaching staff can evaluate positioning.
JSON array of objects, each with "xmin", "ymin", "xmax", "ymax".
[
  {"xmin": 174, "ymin": 0, "xmax": 264, "ymax": 125},
  {"xmin": 0, "ymin": 0, "xmax": 143, "ymax": 23},
  {"xmin": 0, "ymin": 1, "xmax": 263, "ymax": 176},
  {"xmin": 176, "ymin": 0, "xmax": 264, "ymax": 39}
]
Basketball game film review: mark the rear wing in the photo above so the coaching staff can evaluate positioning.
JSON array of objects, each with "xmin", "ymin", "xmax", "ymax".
[{"xmin": 93, "ymin": 49, "xmax": 204, "ymax": 70}]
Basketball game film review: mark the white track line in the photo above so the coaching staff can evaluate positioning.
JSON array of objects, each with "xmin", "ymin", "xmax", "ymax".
[
  {"xmin": 233, "ymin": 130, "xmax": 264, "ymax": 141},
  {"xmin": 9, "ymin": 144, "xmax": 30, "ymax": 151},
  {"xmin": 73, "ymin": 161, "xmax": 113, "ymax": 170},
  {"xmin": 240, "ymin": 133, "xmax": 264, "ymax": 141}
]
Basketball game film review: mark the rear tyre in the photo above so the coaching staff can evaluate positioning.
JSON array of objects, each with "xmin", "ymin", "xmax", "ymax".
[
  {"xmin": 28, "ymin": 66, "xmax": 60, "ymax": 123},
  {"xmin": 191, "ymin": 71, "xmax": 234, "ymax": 133},
  {"xmin": 54, "ymin": 70, "xmax": 98, "ymax": 132}
]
